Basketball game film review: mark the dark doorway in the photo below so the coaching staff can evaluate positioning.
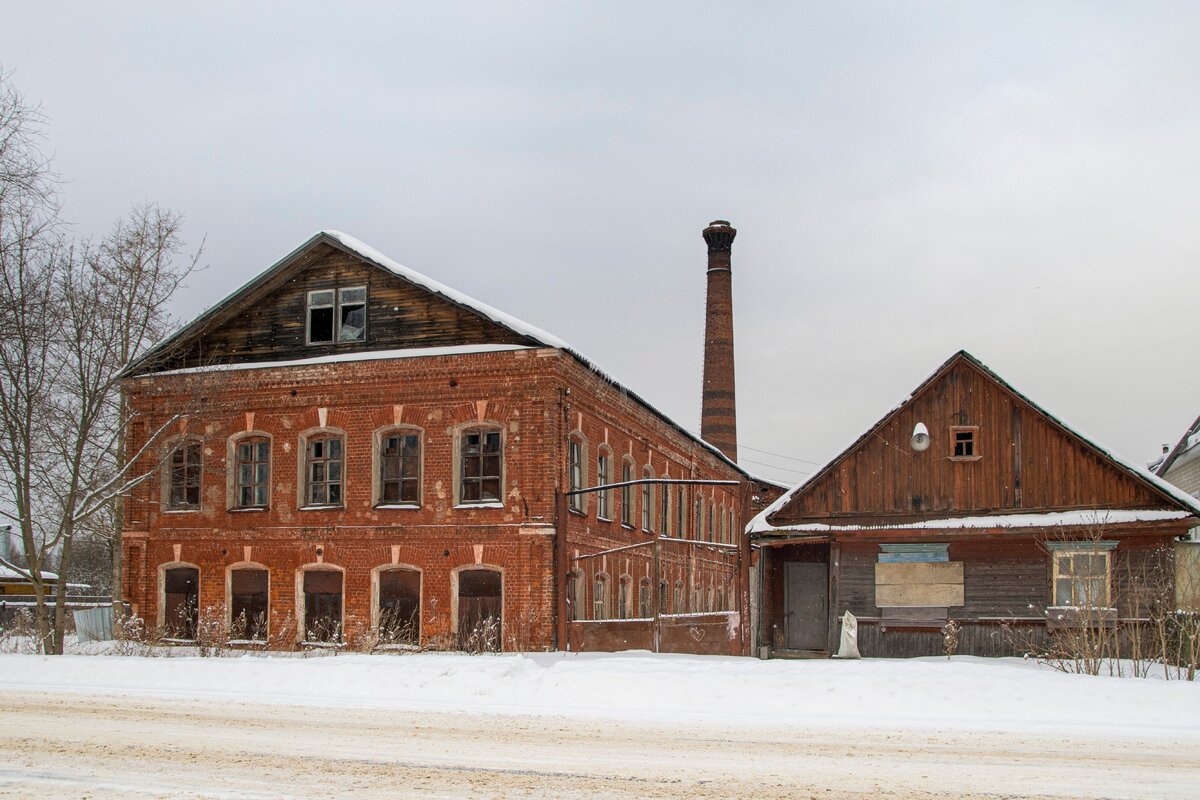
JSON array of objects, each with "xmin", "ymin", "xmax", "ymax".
[
  {"xmin": 784, "ymin": 561, "xmax": 828, "ymax": 651},
  {"xmin": 457, "ymin": 569, "xmax": 502, "ymax": 651},
  {"xmin": 304, "ymin": 569, "xmax": 343, "ymax": 643},
  {"xmin": 230, "ymin": 568, "xmax": 268, "ymax": 640},
  {"xmin": 164, "ymin": 566, "xmax": 199, "ymax": 639},
  {"xmin": 378, "ymin": 568, "xmax": 421, "ymax": 646}
]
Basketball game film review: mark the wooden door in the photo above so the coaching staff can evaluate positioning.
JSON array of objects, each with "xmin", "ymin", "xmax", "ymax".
[
  {"xmin": 784, "ymin": 561, "xmax": 828, "ymax": 651},
  {"xmin": 457, "ymin": 569, "xmax": 502, "ymax": 651}
]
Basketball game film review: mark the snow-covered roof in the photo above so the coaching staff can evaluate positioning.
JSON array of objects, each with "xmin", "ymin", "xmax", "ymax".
[
  {"xmin": 152, "ymin": 344, "xmax": 536, "ymax": 376},
  {"xmin": 0, "ymin": 554, "xmax": 58, "ymax": 583},
  {"xmin": 125, "ymin": 231, "xmax": 778, "ymax": 487},
  {"xmin": 755, "ymin": 509, "xmax": 1193, "ymax": 536},
  {"xmin": 749, "ymin": 350, "xmax": 1200, "ymax": 535},
  {"xmin": 1157, "ymin": 412, "xmax": 1200, "ymax": 477}
]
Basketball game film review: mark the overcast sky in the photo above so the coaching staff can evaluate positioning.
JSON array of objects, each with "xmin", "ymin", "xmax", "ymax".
[{"xmin": 3, "ymin": 3, "xmax": 1198, "ymax": 485}]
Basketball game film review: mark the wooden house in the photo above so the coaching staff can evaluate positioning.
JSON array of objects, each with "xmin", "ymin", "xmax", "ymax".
[{"xmin": 749, "ymin": 351, "xmax": 1200, "ymax": 658}]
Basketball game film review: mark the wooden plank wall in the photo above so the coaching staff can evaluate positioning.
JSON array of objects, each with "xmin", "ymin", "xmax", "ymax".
[
  {"xmin": 774, "ymin": 361, "xmax": 1163, "ymax": 523},
  {"xmin": 159, "ymin": 244, "xmax": 531, "ymax": 371}
]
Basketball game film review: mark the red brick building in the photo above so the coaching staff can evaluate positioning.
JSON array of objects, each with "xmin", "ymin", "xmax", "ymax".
[{"xmin": 120, "ymin": 228, "xmax": 779, "ymax": 652}]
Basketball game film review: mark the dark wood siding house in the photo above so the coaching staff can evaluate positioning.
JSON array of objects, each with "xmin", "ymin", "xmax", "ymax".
[{"xmin": 749, "ymin": 351, "xmax": 1200, "ymax": 658}]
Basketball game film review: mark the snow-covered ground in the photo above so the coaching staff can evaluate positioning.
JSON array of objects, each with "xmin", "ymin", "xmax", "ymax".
[
  {"xmin": 1, "ymin": 650, "xmax": 1197, "ymax": 738},
  {"xmin": 3, "ymin": 652, "xmax": 1199, "ymax": 798}
]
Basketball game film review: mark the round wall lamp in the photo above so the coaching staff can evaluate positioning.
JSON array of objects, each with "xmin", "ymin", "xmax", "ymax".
[{"xmin": 911, "ymin": 422, "xmax": 931, "ymax": 452}]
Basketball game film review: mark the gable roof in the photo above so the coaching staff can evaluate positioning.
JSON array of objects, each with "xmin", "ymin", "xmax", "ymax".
[
  {"xmin": 124, "ymin": 231, "xmax": 783, "ymax": 488},
  {"xmin": 1156, "ymin": 412, "xmax": 1200, "ymax": 477},
  {"xmin": 749, "ymin": 350, "xmax": 1200, "ymax": 534}
]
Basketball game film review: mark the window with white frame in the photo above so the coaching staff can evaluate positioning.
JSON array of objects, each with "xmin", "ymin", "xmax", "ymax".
[
  {"xmin": 1050, "ymin": 542, "xmax": 1115, "ymax": 607},
  {"xmin": 234, "ymin": 437, "xmax": 270, "ymax": 509},
  {"xmin": 380, "ymin": 431, "xmax": 420, "ymax": 505},
  {"xmin": 304, "ymin": 434, "xmax": 344, "ymax": 506},
  {"xmin": 568, "ymin": 438, "xmax": 584, "ymax": 512},
  {"xmin": 460, "ymin": 427, "xmax": 502, "ymax": 504},
  {"xmin": 641, "ymin": 467, "xmax": 654, "ymax": 531},
  {"xmin": 167, "ymin": 440, "xmax": 202, "ymax": 510}
]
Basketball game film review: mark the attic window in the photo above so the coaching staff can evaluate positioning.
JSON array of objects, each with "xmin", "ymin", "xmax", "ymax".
[
  {"xmin": 306, "ymin": 287, "xmax": 367, "ymax": 344},
  {"xmin": 950, "ymin": 426, "xmax": 979, "ymax": 460}
]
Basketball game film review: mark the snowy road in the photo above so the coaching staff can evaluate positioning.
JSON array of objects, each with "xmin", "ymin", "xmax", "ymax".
[{"xmin": 1, "ymin": 690, "xmax": 1197, "ymax": 799}]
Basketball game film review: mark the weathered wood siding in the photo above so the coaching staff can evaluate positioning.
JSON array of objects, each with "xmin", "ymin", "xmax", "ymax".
[
  {"xmin": 772, "ymin": 359, "xmax": 1165, "ymax": 525},
  {"xmin": 156, "ymin": 243, "xmax": 533, "ymax": 371}
]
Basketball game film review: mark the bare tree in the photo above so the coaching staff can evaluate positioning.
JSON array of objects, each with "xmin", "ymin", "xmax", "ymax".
[{"xmin": 0, "ymin": 70, "xmax": 199, "ymax": 653}]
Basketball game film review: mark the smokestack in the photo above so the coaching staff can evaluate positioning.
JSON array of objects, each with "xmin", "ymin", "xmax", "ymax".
[{"xmin": 701, "ymin": 220, "xmax": 738, "ymax": 462}]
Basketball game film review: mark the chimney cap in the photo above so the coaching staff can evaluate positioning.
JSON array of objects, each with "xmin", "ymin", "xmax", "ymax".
[{"xmin": 707, "ymin": 220, "xmax": 732, "ymax": 227}]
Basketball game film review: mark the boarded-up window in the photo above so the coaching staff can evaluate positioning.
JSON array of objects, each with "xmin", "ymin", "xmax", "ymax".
[
  {"xmin": 235, "ymin": 438, "xmax": 270, "ymax": 509},
  {"xmin": 230, "ymin": 568, "xmax": 268, "ymax": 640},
  {"xmin": 164, "ymin": 566, "xmax": 198, "ymax": 639},
  {"xmin": 380, "ymin": 432, "xmax": 420, "ymax": 505},
  {"xmin": 593, "ymin": 574, "xmax": 609, "ymax": 619},
  {"xmin": 461, "ymin": 429, "xmax": 501, "ymax": 504},
  {"xmin": 875, "ymin": 544, "xmax": 963, "ymax": 609},
  {"xmin": 168, "ymin": 441, "xmax": 201, "ymax": 510},
  {"xmin": 303, "ymin": 569, "xmax": 343, "ymax": 642},
  {"xmin": 378, "ymin": 568, "xmax": 420, "ymax": 645},
  {"xmin": 458, "ymin": 569, "xmax": 501, "ymax": 651}
]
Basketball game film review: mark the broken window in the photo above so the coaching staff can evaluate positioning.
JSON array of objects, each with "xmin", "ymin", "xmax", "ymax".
[
  {"xmin": 639, "ymin": 578, "xmax": 653, "ymax": 618},
  {"xmin": 305, "ymin": 435, "xmax": 343, "ymax": 506},
  {"xmin": 596, "ymin": 452, "xmax": 611, "ymax": 518},
  {"xmin": 230, "ymin": 568, "xmax": 268, "ymax": 640},
  {"xmin": 621, "ymin": 461, "xmax": 634, "ymax": 526},
  {"xmin": 338, "ymin": 286, "xmax": 366, "ymax": 342},
  {"xmin": 378, "ymin": 568, "xmax": 420, "ymax": 645},
  {"xmin": 457, "ymin": 568, "xmax": 501, "ymax": 651},
  {"xmin": 167, "ymin": 440, "xmax": 202, "ymax": 510},
  {"xmin": 380, "ymin": 432, "xmax": 420, "ymax": 505},
  {"xmin": 303, "ymin": 569, "xmax": 343, "ymax": 642},
  {"xmin": 307, "ymin": 290, "xmax": 335, "ymax": 343},
  {"xmin": 460, "ymin": 428, "xmax": 502, "ymax": 504},
  {"xmin": 235, "ymin": 438, "xmax": 270, "ymax": 509},
  {"xmin": 164, "ymin": 566, "xmax": 198, "ymax": 639},
  {"xmin": 951, "ymin": 426, "xmax": 979, "ymax": 459}
]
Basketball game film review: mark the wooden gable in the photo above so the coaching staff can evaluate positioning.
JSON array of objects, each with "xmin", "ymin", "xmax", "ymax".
[
  {"xmin": 769, "ymin": 352, "xmax": 1173, "ymax": 526},
  {"xmin": 135, "ymin": 238, "xmax": 538, "ymax": 374}
]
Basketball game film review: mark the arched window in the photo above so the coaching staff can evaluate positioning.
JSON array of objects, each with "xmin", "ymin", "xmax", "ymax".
[
  {"xmin": 694, "ymin": 494, "xmax": 704, "ymax": 540},
  {"xmin": 567, "ymin": 435, "xmax": 586, "ymax": 513},
  {"xmin": 639, "ymin": 577, "xmax": 653, "ymax": 618},
  {"xmin": 673, "ymin": 579, "xmax": 684, "ymax": 614},
  {"xmin": 620, "ymin": 458, "xmax": 634, "ymax": 526},
  {"xmin": 596, "ymin": 450, "xmax": 612, "ymax": 519},
  {"xmin": 376, "ymin": 567, "xmax": 421, "ymax": 645},
  {"xmin": 659, "ymin": 474, "xmax": 669, "ymax": 534},
  {"xmin": 302, "ymin": 568, "xmax": 343, "ymax": 643},
  {"xmin": 659, "ymin": 579, "xmax": 668, "ymax": 614},
  {"xmin": 676, "ymin": 487, "xmax": 686, "ymax": 537},
  {"xmin": 641, "ymin": 466, "xmax": 654, "ymax": 532},
  {"xmin": 229, "ymin": 566, "xmax": 268, "ymax": 640},
  {"xmin": 568, "ymin": 571, "xmax": 585, "ymax": 621},
  {"xmin": 163, "ymin": 565, "xmax": 199, "ymax": 638},
  {"xmin": 303, "ymin": 432, "xmax": 344, "ymax": 507},
  {"xmin": 166, "ymin": 439, "xmax": 202, "ymax": 511},
  {"xmin": 460, "ymin": 427, "xmax": 502, "ymax": 504},
  {"xmin": 233, "ymin": 437, "xmax": 270, "ymax": 509},
  {"xmin": 378, "ymin": 428, "xmax": 421, "ymax": 506},
  {"xmin": 593, "ymin": 573, "xmax": 609, "ymax": 619},
  {"xmin": 618, "ymin": 575, "xmax": 631, "ymax": 619}
]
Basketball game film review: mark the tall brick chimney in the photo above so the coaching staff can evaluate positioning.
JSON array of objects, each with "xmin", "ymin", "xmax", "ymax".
[{"xmin": 700, "ymin": 220, "xmax": 738, "ymax": 462}]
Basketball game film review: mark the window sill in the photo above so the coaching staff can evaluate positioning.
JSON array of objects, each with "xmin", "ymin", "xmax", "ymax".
[
  {"xmin": 229, "ymin": 507, "xmax": 268, "ymax": 513},
  {"xmin": 374, "ymin": 504, "xmax": 420, "ymax": 510},
  {"xmin": 597, "ymin": 516, "xmax": 613, "ymax": 523},
  {"xmin": 454, "ymin": 502, "xmax": 504, "ymax": 510},
  {"xmin": 568, "ymin": 508, "xmax": 587, "ymax": 518},
  {"xmin": 950, "ymin": 456, "xmax": 982, "ymax": 462},
  {"xmin": 163, "ymin": 509, "xmax": 200, "ymax": 514},
  {"xmin": 298, "ymin": 505, "xmax": 344, "ymax": 512},
  {"xmin": 620, "ymin": 523, "xmax": 635, "ymax": 530}
]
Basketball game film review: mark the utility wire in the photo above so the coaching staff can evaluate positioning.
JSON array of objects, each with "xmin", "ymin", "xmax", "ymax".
[{"xmin": 738, "ymin": 443, "xmax": 824, "ymax": 467}]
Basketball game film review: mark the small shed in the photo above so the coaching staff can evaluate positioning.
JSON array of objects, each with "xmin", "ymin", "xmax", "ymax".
[{"xmin": 749, "ymin": 351, "xmax": 1200, "ymax": 658}]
